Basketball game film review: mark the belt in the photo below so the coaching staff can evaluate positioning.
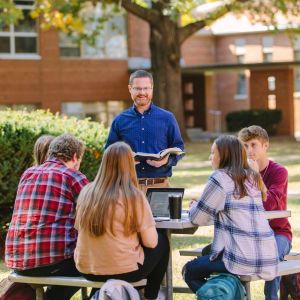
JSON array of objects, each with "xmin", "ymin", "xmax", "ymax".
[{"xmin": 138, "ymin": 177, "xmax": 167, "ymax": 185}]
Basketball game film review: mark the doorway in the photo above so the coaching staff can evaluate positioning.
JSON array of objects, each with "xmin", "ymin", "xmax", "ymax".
[{"xmin": 182, "ymin": 74, "xmax": 206, "ymax": 129}]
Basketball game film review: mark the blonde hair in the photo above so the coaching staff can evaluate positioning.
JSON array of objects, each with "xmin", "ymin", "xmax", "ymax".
[
  {"xmin": 75, "ymin": 142, "xmax": 140, "ymax": 237},
  {"xmin": 33, "ymin": 134, "xmax": 55, "ymax": 165}
]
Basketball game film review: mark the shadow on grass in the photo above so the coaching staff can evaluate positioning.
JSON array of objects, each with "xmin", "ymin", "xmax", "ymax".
[{"xmin": 171, "ymin": 235, "xmax": 212, "ymax": 250}]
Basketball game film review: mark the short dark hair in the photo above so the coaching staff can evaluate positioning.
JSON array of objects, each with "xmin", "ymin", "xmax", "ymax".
[
  {"xmin": 238, "ymin": 125, "xmax": 269, "ymax": 143},
  {"xmin": 129, "ymin": 69, "xmax": 153, "ymax": 86},
  {"xmin": 48, "ymin": 134, "xmax": 85, "ymax": 162}
]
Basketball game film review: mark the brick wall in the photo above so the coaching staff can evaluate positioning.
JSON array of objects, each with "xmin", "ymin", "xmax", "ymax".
[
  {"xmin": 0, "ymin": 28, "xmax": 130, "ymax": 113},
  {"xmin": 250, "ymin": 68, "xmax": 294, "ymax": 136}
]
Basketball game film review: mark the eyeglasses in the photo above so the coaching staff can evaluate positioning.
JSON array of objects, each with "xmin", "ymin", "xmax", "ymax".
[{"xmin": 131, "ymin": 87, "xmax": 153, "ymax": 92}]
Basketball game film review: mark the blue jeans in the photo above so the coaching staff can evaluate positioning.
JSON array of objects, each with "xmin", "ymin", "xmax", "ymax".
[
  {"xmin": 264, "ymin": 234, "xmax": 292, "ymax": 300},
  {"xmin": 183, "ymin": 254, "xmax": 228, "ymax": 293}
]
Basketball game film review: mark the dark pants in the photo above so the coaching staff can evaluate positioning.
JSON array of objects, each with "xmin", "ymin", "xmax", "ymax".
[
  {"xmin": 264, "ymin": 234, "xmax": 292, "ymax": 300},
  {"xmin": 183, "ymin": 254, "xmax": 228, "ymax": 293},
  {"xmin": 15, "ymin": 257, "xmax": 81, "ymax": 300},
  {"xmin": 83, "ymin": 232, "xmax": 170, "ymax": 300}
]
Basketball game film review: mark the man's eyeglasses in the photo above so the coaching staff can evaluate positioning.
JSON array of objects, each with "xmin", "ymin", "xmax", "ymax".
[{"xmin": 131, "ymin": 87, "xmax": 153, "ymax": 92}]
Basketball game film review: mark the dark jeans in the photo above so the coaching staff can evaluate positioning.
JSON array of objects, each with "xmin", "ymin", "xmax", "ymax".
[
  {"xmin": 15, "ymin": 257, "xmax": 81, "ymax": 300},
  {"xmin": 83, "ymin": 231, "xmax": 170, "ymax": 300},
  {"xmin": 264, "ymin": 234, "xmax": 292, "ymax": 300},
  {"xmin": 183, "ymin": 254, "xmax": 228, "ymax": 293}
]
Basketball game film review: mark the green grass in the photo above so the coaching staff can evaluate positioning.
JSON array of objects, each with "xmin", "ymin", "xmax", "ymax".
[{"xmin": 1, "ymin": 139, "xmax": 299, "ymax": 300}]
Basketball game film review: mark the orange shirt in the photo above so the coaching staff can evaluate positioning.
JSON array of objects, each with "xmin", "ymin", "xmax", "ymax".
[{"xmin": 74, "ymin": 192, "xmax": 157, "ymax": 275}]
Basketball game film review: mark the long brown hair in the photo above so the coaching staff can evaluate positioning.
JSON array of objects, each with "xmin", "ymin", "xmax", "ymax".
[
  {"xmin": 215, "ymin": 135, "xmax": 266, "ymax": 200},
  {"xmin": 75, "ymin": 142, "xmax": 140, "ymax": 236},
  {"xmin": 33, "ymin": 134, "xmax": 55, "ymax": 165}
]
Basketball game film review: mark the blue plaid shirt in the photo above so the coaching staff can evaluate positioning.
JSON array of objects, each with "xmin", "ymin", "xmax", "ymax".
[
  {"xmin": 105, "ymin": 104, "xmax": 184, "ymax": 178},
  {"xmin": 189, "ymin": 169, "xmax": 279, "ymax": 281}
]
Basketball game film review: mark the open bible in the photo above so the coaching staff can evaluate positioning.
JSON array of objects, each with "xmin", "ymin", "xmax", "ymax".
[{"xmin": 134, "ymin": 147, "xmax": 185, "ymax": 162}]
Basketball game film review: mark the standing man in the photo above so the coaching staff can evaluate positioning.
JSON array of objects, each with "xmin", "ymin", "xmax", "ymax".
[
  {"xmin": 238, "ymin": 125, "xmax": 292, "ymax": 300},
  {"xmin": 5, "ymin": 134, "xmax": 89, "ymax": 300},
  {"xmin": 105, "ymin": 69, "xmax": 184, "ymax": 192}
]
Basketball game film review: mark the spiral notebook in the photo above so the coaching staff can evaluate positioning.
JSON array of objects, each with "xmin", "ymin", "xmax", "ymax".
[{"xmin": 146, "ymin": 187, "xmax": 185, "ymax": 221}]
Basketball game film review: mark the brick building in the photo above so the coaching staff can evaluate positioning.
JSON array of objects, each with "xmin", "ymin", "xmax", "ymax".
[{"xmin": 1, "ymin": 1, "xmax": 299, "ymax": 137}]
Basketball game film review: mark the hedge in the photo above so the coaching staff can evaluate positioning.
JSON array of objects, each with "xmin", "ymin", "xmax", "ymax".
[
  {"xmin": 226, "ymin": 109, "xmax": 282, "ymax": 135},
  {"xmin": 0, "ymin": 109, "xmax": 108, "ymax": 253}
]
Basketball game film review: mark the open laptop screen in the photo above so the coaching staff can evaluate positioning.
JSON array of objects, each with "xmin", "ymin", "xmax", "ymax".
[{"xmin": 146, "ymin": 188, "xmax": 185, "ymax": 219}]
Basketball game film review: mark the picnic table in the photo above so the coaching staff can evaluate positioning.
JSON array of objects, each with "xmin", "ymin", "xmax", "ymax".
[{"xmin": 155, "ymin": 209, "xmax": 291, "ymax": 300}]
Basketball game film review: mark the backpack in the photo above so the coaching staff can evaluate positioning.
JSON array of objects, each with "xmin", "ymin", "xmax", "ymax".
[
  {"xmin": 90, "ymin": 279, "xmax": 140, "ymax": 300},
  {"xmin": 280, "ymin": 273, "xmax": 300, "ymax": 300},
  {"xmin": 0, "ymin": 277, "xmax": 35, "ymax": 300},
  {"xmin": 196, "ymin": 273, "xmax": 246, "ymax": 300}
]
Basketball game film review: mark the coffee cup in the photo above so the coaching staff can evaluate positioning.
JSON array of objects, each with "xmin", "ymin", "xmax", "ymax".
[{"xmin": 168, "ymin": 194, "xmax": 182, "ymax": 220}]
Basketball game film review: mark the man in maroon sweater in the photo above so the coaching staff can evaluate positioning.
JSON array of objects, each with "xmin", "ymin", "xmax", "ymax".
[{"xmin": 238, "ymin": 125, "xmax": 292, "ymax": 300}]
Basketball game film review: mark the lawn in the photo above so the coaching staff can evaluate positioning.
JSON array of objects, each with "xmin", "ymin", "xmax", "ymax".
[{"xmin": 1, "ymin": 138, "xmax": 299, "ymax": 300}]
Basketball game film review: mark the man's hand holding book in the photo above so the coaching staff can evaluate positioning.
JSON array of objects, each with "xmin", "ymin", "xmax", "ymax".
[{"xmin": 133, "ymin": 147, "xmax": 185, "ymax": 167}]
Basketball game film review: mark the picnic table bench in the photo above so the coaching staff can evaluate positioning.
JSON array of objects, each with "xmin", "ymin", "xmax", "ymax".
[
  {"xmin": 179, "ymin": 247, "xmax": 300, "ymax": 299},
  {"xmin": 173, "ymin": 259, "xmax": 300, "ymax": 299},
  {"xmin": 8, "ymin": 273, "xmax": 146, "ymax": 300}
]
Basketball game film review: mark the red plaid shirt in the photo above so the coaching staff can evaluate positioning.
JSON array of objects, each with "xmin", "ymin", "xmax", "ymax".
[{"xmin": 5, "ymin": 158, "xmax": 88, "ymax": 270}]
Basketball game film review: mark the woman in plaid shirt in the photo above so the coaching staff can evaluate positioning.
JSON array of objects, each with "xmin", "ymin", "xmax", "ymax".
[{"xmin": 183, "ymin": 135, "xmax": 279, "ymax": 293}]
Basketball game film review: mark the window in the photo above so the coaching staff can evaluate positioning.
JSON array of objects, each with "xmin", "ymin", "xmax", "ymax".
[
  {"xmin": 59, "ymin": 3, "xmax": 127, "ymax": 58},
  {"xmin": 268, "ymin": 94, "xmax": 276, "ymax": 109},
  {"xmin": 293, "ymin": 37, "xmax": 300, "ymax": 93},
  {"xmin": 268, "ymin": 76, "xmax": 276, "ymax": 91},
  {"xmin": 236, "ymin": 72, "xmax": 247, "ymax": 96},
  {"xmin": 0, "ymin": 0, "xmax": 38, "ymax": 57},
  {"xmin": 295, "ymin": 69, "xmax": 300, "ymax": 93},
  {"xmin": 61, "ymin": 101, "xmax": 128, "ymax": 126},
  {"xmin": 235, "ymin": 38, "xmax": 245, "ymax": 63},
  {"xmin": 262, "ymin": 37, "xmax": 273, "ymax": 62}
]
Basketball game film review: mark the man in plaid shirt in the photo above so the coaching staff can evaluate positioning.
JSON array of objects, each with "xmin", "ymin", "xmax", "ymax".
[{"xmin": 5, "ymin": 134, "xmax": 88, "ymax": 300}]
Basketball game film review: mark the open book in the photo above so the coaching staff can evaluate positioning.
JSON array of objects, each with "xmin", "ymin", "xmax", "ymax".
[{"xmin": 134, "ymin": 147, "xmax": 185, "ymax": 162}]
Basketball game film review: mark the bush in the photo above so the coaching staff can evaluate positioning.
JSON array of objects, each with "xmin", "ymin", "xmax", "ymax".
[
  {"xmin": 226, "ymin": 109, "xmax": 282, "ymax": 134},
  {"xmin": 0, "ymin": 109, "xmax": 108, "ymax": 254}
]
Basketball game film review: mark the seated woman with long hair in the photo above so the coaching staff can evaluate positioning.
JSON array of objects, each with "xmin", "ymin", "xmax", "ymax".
[
  {"xmin": 183, "ymin": 135, "xmax": 279, "ymax": 293},
  {"xmin": 74, "ymin": 142, "xmax": 169, "ymax": 300}
]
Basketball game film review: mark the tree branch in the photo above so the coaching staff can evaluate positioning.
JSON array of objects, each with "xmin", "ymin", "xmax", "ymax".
[
  {"xmin": 179, "ymin": 20, "xmax": 206, "ymax": 44},
  {"xmin": 179, "ymin": 0, "xmax": 251, "ymax": 44},
  {"xmin": 121, "ymin": 0, "xmax": 160, "ymax": 26}
]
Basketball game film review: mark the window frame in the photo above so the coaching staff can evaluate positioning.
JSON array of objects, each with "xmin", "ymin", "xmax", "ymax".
[{"xmin": 0, "ymin": 0, "xmax": 40, "ymax": 59}]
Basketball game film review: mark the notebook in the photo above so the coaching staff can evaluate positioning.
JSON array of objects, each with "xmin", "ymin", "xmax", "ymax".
[{"xmin": 146, "ymin": 187, "xmax": 185, "ymax": 221}]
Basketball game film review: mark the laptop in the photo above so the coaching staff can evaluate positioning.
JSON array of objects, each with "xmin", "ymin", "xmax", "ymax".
[{"xmin": 146, "ymin": 188, "xmax": 185, "ymax": 221}]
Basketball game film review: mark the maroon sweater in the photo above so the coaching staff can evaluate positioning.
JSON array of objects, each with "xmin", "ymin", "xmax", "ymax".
[{"xmin": 261, "ymin": 160, "xmax": 292, "ymax": 241}]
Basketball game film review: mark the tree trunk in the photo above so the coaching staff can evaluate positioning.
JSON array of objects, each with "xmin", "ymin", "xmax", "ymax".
[{"xmin": 149, "ymin": 17, "xmax": 188, "ymax": 140}]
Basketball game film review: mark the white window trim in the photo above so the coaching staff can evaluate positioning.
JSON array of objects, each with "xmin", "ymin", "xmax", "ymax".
[
  {"xmin": 0, "ymin": 2, "xmax": 38, "ymax": 57},
  {"xmin": 0, "ymin": 54, "xmax": 41, "ymax": 59},
  {"xmin": 234, "ymin": 94, "xmax": 248, "ymax": 101}
]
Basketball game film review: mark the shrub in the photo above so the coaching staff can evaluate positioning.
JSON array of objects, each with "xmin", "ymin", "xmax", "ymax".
[
  {"xmin": 0, "ymin": 109, "xmax": 108, "ymax": 253},
  {"xmin": 226, "ymin": 109, "xmax": 282, "ymax": 135}
]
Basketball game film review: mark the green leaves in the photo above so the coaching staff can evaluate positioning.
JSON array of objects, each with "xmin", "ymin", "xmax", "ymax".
[
  {"xmin": 0, "ymin": 109, "xmax": 108, "ymax": 238},
  {"xmin": 0, "ymin": 0, "xmax": 23, "ymax": 26}
]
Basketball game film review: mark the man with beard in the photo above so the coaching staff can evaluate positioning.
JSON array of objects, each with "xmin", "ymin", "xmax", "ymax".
[{"xmin": 105, "ymin": 69, "xmax": 184, "ymax": 193}]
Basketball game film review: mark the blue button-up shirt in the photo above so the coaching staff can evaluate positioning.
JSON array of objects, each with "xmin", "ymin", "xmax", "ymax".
[{"xmin": 105, "ymin": 104, "xmax": 184, "ymax": 178}]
